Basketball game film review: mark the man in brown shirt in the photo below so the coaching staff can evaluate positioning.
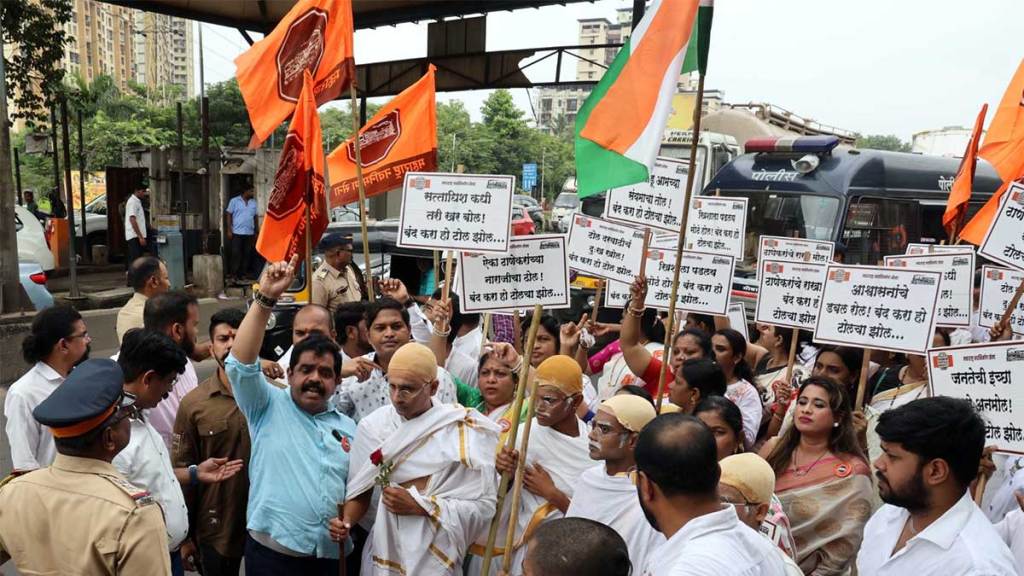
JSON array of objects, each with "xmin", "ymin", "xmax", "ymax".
[{"xmin": 173, "ymin": 308, "xmax": 257, "ymax": 575}]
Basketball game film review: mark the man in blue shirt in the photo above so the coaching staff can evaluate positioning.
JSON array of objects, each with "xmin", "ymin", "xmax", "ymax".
[
  {"xmin": 226, "ymin": 254, "xmax": 357, "ymax": 575},
  {"xmin": 225, "ymin": 187, "xmax": 258, "ymax": 283}
]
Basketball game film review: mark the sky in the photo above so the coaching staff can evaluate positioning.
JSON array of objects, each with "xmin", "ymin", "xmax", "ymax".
[{"xmin": 195, "ymin": 0, "xmax": 1024, "ymax": 142}]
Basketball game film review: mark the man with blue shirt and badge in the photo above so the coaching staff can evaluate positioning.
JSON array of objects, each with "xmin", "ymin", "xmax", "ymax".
[
  {"xmin": 225, "ymin": 185, "xmax": 259, "ymax": 283},
  {"xmin": 227, "ymin": 254, "xmax": 358, "ymax": 575},
  {"xmin": 0, "ymin": 359, "xmax": 171, "ymax": 574}
]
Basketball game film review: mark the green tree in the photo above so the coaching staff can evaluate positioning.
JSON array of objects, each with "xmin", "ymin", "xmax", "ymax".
[
  {"xmin": 1, "ymin": 0, "xmax": 72, "ymax": 126},
  {"xmin": 855, "ymin": 134, "xmax": 911, "ymax": 152}
]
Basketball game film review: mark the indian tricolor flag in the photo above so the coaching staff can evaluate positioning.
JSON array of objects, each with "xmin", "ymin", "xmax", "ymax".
[{"xmin": 575, "ymin": 0, "xmax": 711, "ymax": 198}]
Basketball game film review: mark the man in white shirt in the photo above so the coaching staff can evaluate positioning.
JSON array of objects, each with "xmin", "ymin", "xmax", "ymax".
[
  {"xmin": 335, "ymin": 298, "xmax": 457, "ymax": 422},
  {"xmin": 857, "ymin": 396, "xmax": 1017, "ymax": 576},
  {"xmin": 117, "ymin": 256, "xmax": 170, "ymax": 344},
  {"xmin": 114, "ymin": 328, "xmax": 243, "ymax": 575},
  {"xmin": 124, "ymin": 179, "xmax": 151, "ymax": 263},
  {"xmin": 635, "ymin": 414, "xmax": 785, "ymax": 576},
  {"xmin": 566, "ymin": 395, "xmax": 663, "ymax": 573},
  {"xmin": 4, "ymin": 305, "xmax": 91, "ymax": 473}
]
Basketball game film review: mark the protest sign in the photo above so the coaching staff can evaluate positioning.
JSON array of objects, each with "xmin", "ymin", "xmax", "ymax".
[
  {"xmin": 728, "ymin": 302, "xmax": 749, "ymax": 342},
  {"xmin": 755, "ymin": 260, "xmax": 827, "ymax": 330},
  {"xmin": 884, "ymin": 251, "xmax": 975, "ymax": 327},
  {"xmin": 644, "ymin": 250, "xmax": 734, "ymax": 315},
  {"xmin": 979, "ymin": 265, "xmax": 1024, "ymax": 335},
  {"xmin": 566, "ymin": 214, "xmax": 648, "ymax": 284},
  {"xmin": 604, "ymin": 157, "xmax": 691, "ymax": 233},
  {"xmin": 906, "ymin": 243, "xmax": 976, "ymax": 256},
  {"xmin": 758, "ymin": 237, "xmax": 834, "ymax": 267},
  {"xmin": 458, "ymin": 235, "xmax": 570, "ymax": 313},
  {"xmin": 605, "ymin": 280, "xmax": 631, "ymax": 309},
  {"xmin": 980, "ymin": 182, "xmax": 1024, "ymax": 271},
  {"xmin": 814, "ymin": 265, "xmax": 941, "ymax": 355},
  {"xmin": 684, "ymin": 196, "xmax": 747, "ymax": 259},
  {"xmin": 929, "ymin": 340, "xmax": 1024, "ymax": 453},
  {"xmin": 397, "ymin": 172, "xmax": 514, "ymax": 253}
]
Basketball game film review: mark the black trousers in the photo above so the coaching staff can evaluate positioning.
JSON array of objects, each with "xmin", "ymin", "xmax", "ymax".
[
  {"xmin": 199, "ymin": 543, "xmax": 243, "ymax": 576},
  {"xmin": 243, "ymin": 534, "xmax": 339, "ymax": 576},
  {"xmin": 126, "ymin": 237, "xmax": 156, "ymax": 267},
  {"xmin": 229, "ymin": 234, "xmax": 255, "ymax": 279}
]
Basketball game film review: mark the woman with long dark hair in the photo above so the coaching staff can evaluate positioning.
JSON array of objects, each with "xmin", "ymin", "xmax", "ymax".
[
  {"xmin": 760, "ymin": 376, "xmax": 873, "ymax": 575},
  {"xmin": 712, "ymin": 328, "xmax": 762, "ymax": 448}
]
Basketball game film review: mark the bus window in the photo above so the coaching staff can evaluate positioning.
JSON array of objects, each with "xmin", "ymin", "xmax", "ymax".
[
  {"xmin": 842, "ymin": 198, "xmax": 921, "ymax": 265},
  {"xmin": 920, "ymin": 201, "xmax": 987, "ymax": 244}
]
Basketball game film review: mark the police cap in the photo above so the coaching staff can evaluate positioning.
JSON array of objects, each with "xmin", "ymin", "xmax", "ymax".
[
  {"xmin": 33, "ymin": 359, "xmax": 128, "ymax": 438},
  {"xmin": 320, "ymin": 233, "xmax": 354, "ymax": 251}
]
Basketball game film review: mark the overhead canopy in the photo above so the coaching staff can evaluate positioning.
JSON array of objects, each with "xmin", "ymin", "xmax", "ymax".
[{"xmin": 101, "ymin": 0, "xmax": 592, "ymax": 33}]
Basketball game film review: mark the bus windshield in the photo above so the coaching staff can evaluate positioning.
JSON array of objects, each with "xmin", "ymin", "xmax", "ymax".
[{"xmin": 715, "ymin": 190, "xmax": 840, "ymax": 277}]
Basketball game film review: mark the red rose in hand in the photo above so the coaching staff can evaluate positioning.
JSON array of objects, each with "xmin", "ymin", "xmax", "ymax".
[{"xmin": 370, "ymin": 448, "xmax": 383, "ymax": 466}]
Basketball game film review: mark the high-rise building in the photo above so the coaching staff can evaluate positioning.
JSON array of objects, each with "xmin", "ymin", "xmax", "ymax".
[
  {"xmin": 63, "ymin": 0, "xmax": 137, "ymax": 92},
  {"xmin": 132, "ymin": 10, "xmax": 195, "ymax": 101}
]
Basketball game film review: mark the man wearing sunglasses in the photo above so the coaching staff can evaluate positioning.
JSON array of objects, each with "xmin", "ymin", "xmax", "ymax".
[
  {"xmin": 566, "ymin": 395, "xmax": 663, "ymax": 573},
  {"xmin": 0, "ymin": 359, "xmax": 170, "ymax": 574}
]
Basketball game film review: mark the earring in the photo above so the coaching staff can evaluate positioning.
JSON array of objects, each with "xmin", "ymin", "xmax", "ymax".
[{"xmin": 833, "ymin": 422, "xmax": 839, "ymax": 428}]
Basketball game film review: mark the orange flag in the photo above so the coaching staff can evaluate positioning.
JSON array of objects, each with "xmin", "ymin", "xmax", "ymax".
[
  {"xmin": 943, "ymin": 103, "xmax": 987, "ymax": 240},
  {"xmin": 327, "ymin": 65, "xmax": 437, "ymax": 207},
  {"xmin": 235, "ymin": 0, "xmax": 354, "ymax": 147},
  {"xmin": 256, "ymin": 71, "xmax": 328, "ymax": 264},
  {"xmin": 960, "ymin": 59, "xmax": 1024, "ymax": 245}
]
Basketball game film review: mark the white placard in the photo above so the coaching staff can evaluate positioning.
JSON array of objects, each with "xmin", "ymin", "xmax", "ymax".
[
  {"xmin": 728, "ymin": 302, "xmax": 749, "ymax": 342},
  {"xmin": 929, "ymin": 341, "xmax": 1024, "ymax": 453},
  {"xmin": 606, "ymin": 280, "xmax": 631, "ymax": 309},
  {"xmin": 813, "ymin": 264, "xmax": 942, "ymax": 355},
  {"xmin": 684, "ymin": 196, "xmax": 748, "ymax": 259},
  {"xmin": 457, "ymin": 235, "xmax": 570, "ymax": 313},
  {"xmin": 397, "ymin": 172, "xmax": 514, "ymax": 253},
  {"xmin": 980, "ymin": 182, "xmax": 1024, "ymax": 271},
  {"xmin": 644, "ymin": 250, "xmax": 734, "ymax": 315},
  {"xmin": 604, "ymin": 157, "xmax": 692, "ymax": 233},
  {"xmin": 884, "ymin": 252, "xmax": 975, "ymax": 328},
  {"xmin": 906, "ymin": 243, "xmax": 976, "ymax": 256},
  {"xmin": 566, "ymin": 214, "xmax": 648, "ymax": 284},
  {"xmin": 755, "ymin": 260, "xmax": 828, "ymax": 330},
  {"xmin": 758, "ymin": 236, "xmax": 835, "ymax": 266},
  {"xmin": 979, "ymin": 265, "xmax": 1024, "ymax": 335},
  {"xmin": 651, "ymin": 232, "xmax": 678, "ymax": 250}
]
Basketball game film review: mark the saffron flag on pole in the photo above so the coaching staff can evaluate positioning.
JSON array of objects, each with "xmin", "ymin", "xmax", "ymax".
[
  {"xmin": 575, "ymin": 0, "xmax": 704, "ymax": 198},
  {"xmin": 960, "ymin": 59, "xmax": 1024, "ymax": 245},
  {"xmin": 327, "ymin": 65, "xmax": 438, "ymax": 207},
  {"xmin": 256, "ymin": 71, "xmax": 328, "ymax": 264},
  {"xmin": 234, "ymin": 0, "xmax": 354, "ymax": 147},
  {"xmin": 943, "ymin": 103, "xmax": 987, "ymax": 240}
]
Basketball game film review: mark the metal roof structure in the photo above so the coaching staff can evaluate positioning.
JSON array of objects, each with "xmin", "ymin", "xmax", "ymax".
[{"xmin": 101, "ymin": 0, "xmax": 595, "ymax": 33}]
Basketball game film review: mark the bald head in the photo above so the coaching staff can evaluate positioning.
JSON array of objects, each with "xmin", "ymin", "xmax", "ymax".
[
  {"xmin": 293, "ymin": 304, "xmax": 336, "ymax": 344},
  {"xmin": 635, "ymin": 413, "xmax": 720, "ymax": 498},
  {"xmin": 523, "ymin": 518, "xmax": 631, "ymax": 576}
]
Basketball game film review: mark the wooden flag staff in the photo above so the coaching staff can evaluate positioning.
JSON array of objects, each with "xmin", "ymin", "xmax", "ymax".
[
  {"xmin": 854, "ymin": 347, "xmax": 872, "ymax": 410},
  {"xmin": 480, "ymin": 305, "xmax": 543, "ymax": 576},
  {"xmin": 348, "ymin": 82, "xmax": 375, "ymax": 301},
  {"xmin": 655, "ymin": 74, "xmax": 707, "ymax": 412}
]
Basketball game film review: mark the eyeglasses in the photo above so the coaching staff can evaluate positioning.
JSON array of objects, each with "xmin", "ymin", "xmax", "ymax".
[
  {"xmin": 65, "ymin": 331, "xmax": 90, "ymax": 341},
  {"xmin": 390, "ymin": 383, "xmax": 430, "ymax": 399},
  {"xmin": 107, "ymin": 392, "xmax": 139, "ymax": 427},
  {"xmin": 719, "ymin": 496, "xmax": 759, "ymax": 509}
]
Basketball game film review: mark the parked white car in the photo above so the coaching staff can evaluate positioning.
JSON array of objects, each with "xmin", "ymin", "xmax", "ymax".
[
  {"xmin": 74, "ymin": 194, "xmax": 108, "ymax": 248},
  {"xmin": 15, "ymin": 205, "xmax": 54, "ymax": 271}
]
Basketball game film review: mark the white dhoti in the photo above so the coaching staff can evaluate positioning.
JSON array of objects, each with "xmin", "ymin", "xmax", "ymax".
[
  {"xmin": 565, "ymin": 464, "xmax": 665, "ymax": 573},
  {"xmin": 466, "ymin": 418, "xmax": 592, "ymax": 576},
  {"xmin": 347, "ymin": 403, "xmax": 500, "ymax": 575}
]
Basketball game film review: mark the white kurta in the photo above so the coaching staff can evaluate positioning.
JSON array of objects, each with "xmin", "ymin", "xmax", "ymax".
[
  {"xmin": 467, "ymin": 418, "xmax": 592, "ymax": 576},
  {"xmin": 565, "ymin": 464, "xmax": 665, "ymax": 573},
  {"xmin": 347, "ymin": 403, "xmax": 500, "ymax": 575}
]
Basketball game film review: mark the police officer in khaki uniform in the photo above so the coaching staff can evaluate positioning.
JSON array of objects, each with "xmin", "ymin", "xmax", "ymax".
[
  {"xmin": 311, "ymin": 233, "xmax": 364, "ymax": 312},
  {"xmin": 0, "ymin": 359, "xmax": 171, "ymax": 574}
]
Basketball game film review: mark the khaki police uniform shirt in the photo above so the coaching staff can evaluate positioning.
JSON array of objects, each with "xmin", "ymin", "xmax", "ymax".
[
  {"xmin": 310, "ymin": 262, "xmax": 361, "ymax": 312},
  {"xmin": 0, "ymin": 453, "xmax": 172, "ymax": 575}
]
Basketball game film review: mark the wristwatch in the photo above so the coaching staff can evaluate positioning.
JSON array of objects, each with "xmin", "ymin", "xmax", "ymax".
[{"xmin": 188, "ymin": 464, "xmax": 199, "ymax": 487}]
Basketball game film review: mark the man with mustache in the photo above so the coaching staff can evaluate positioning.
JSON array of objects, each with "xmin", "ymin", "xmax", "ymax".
[
  {"xmin": 566, "ymin": 395, "xmax": 663, "ymax": 573},
  {"xmin": 172, "ymin": 308, "xmax": 257, "ymax": 575},
  {"xmin": 142, "ymin": 291, "xmax": 202, "ymax": 448},
  {"xmin": 334, "ymin": 295, "xmax": 456, "ymax": 423},
  {"xmin": 334, "ymin": 342, "xmax": 501, "ymax": 574},
  {"xmin": 635, "ymin": 414, "xmax": 784, "ymax": 575},
  {"xmin": 227, "ymin": 256, "xmax": 358, "ymax": 575},
  {"xmin": 113, "ymin": 329, "xmax": 244, "ymax": 576},
  {"xmin": 472, "ymin": 355, "xmax": 593, "ymax": 576},
  {"xmin": 5, "ymin": 304, "xmax": 92, "ymax": 473},
  {"xmin": 857, "ymin": 397, "xmax": 1017, "ymax": 575}
]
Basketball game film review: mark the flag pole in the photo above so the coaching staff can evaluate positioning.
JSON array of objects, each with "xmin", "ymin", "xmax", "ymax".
[
  {"xmin": 305, "ymin": 169, "xmax": 314, "ymax": 295},
  {"xmin": 481, "ymin": 305, "xmax": 543, "ymax": 576},
  {"xmin": 655, "ymin": 72, "xmax": 706, "ymax": 412},
  {"xmin": 349, "ymin": 81, "xmax": 376, "ymax": 301}
]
